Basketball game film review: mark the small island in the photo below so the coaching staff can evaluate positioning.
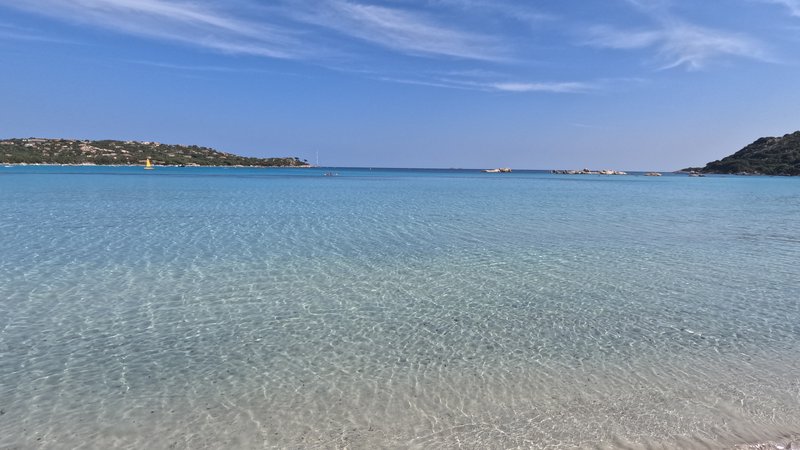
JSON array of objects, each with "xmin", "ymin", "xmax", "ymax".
[
  {"xmin": 0, "ymin": 138, "xmax": 310, "ymax": 167},
  {"xmin": 551, "ymin": 168, "xmax": 627, "ymax": 175},
  {"xmin": 689, "ymin": 131, "xmax": 800, "ymax": 176}
]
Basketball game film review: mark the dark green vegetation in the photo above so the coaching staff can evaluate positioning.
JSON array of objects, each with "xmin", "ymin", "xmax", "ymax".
[
  {"xmin": 0, "ymin": 138, "xmax": 310, "ymax": 167},
  {"xmin": 695, "ymin": 131, "xmax": 800, "ymax": 176}
]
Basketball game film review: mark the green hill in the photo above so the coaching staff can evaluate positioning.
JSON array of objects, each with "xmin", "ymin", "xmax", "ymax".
[
  {"xmin": 698, "ymin": 131, "xmax": 800, "ymax": 176},
  {"xmin": 0, "ymin": 138, "xmax": 310, "ymax": 167}
]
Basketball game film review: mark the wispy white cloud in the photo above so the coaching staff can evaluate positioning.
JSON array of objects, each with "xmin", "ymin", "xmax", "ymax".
[
  {"xmin": 0, "ymin": 0, "xmax": 772, "ymax": 94},
  {"xmin": 3, "ymin": 0, "xmax": 581, "ymax": 94},
  {"xmin": 376, "ymin": 76, "xmax": 480, "ymax": 91},
  {"xmin": 759, "ymin": 0, "xmax": 800, "ymax": 16},
  {"xmin": 587, "ymin": 26, "xmax": 661, "ymax": 49},
  {"xmin": 0, "ymin": 0, "xmax": 513, "ymax": 62},
  {"xmin": 427, "ymin": 0, "xmax": 556, "ymax": 26},
  {"xmin": 0, "ymin": 0, "xmax": 312, "ymax": 59},
  {"xmin": 124, "ymin": 59, "xmax": 299, "ymax": 75},
  {"xmin": 287, "ymin": 0, "xmax": 508, "ymax": 61},
  {"xmin": 571, "ymin": 122, "xmax": 605, "ymax": 129},
  {"xmin": 588, "ymin": 23, "xmax": 766, "ymax": 70},
  {"xmin": 375, "ymin": 75, "xmax": 595, "ymax": 93},
  {"xmin": 490, "ymin": 81, "xmax": 592, "ymax": 93},
  {"xmin": 586, "ymin": 1, "xmax": 769, "ymax": 70}
]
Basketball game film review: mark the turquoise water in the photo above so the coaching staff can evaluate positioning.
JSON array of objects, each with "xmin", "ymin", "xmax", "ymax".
[{"xmin": 0, "ymin": 166, "xmax": 798, "ymax": 449}]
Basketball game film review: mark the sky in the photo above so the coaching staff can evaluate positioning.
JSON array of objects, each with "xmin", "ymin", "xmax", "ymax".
[{"xmin": 1, "ymin": 0, "xmax": 799, "ymax": 170}]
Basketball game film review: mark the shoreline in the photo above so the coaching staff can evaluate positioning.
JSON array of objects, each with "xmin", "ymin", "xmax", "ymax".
[
  {"xmin": 4, "ymin": 164, "xmax": 798, "ymax": 176},
  {"xmin": 0, "ymin": 162, "xmax": 313, "ymax": 168}
]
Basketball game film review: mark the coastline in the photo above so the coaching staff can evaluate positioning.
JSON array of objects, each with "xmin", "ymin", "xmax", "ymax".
[
  {"xmin": 0, "ymin": 162, "xmax": 313, "ymax": 168},
  {"xmin": 5, "ymin": 163, "xmax": 797, "ymax": 176},
  {"xmin": 5, "ymin": 164, "xmax": 798, "ymax": 175}
]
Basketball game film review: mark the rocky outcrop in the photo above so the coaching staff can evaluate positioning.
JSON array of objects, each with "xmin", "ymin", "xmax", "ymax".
[{"xmin": 551, "ymin": 168, "xmax": 627, "ymax": 175}]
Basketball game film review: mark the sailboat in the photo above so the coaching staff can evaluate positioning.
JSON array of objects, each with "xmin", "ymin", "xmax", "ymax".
[{"xmin": 144, "ymin": 158, "xmax": 154, "ymax": 170}]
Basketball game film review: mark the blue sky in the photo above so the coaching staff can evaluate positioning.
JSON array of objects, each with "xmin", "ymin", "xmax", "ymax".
[{"xmin": 1, "ymin": 0, "xmax": 799, "ymax": 169}]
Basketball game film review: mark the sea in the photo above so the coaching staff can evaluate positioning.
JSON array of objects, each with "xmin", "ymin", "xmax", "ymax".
[{"xmin": 0, "ymin": 166, "xmax": 798, "ymax": 449}]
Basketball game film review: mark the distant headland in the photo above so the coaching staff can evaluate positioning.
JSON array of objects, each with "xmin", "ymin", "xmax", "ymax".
[
  {"xmin": 686, "ymin": 131, "xmax": 800, "ymax": 176},
  {"xmin": 0, "ymin": 138, "xmax": 310, "ymax": 167}
]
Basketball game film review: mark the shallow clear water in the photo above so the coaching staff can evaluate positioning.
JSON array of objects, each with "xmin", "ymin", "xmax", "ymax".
[{"xmin": 0, "ymin": 166, "xmax": 798, "ymax": 449}]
